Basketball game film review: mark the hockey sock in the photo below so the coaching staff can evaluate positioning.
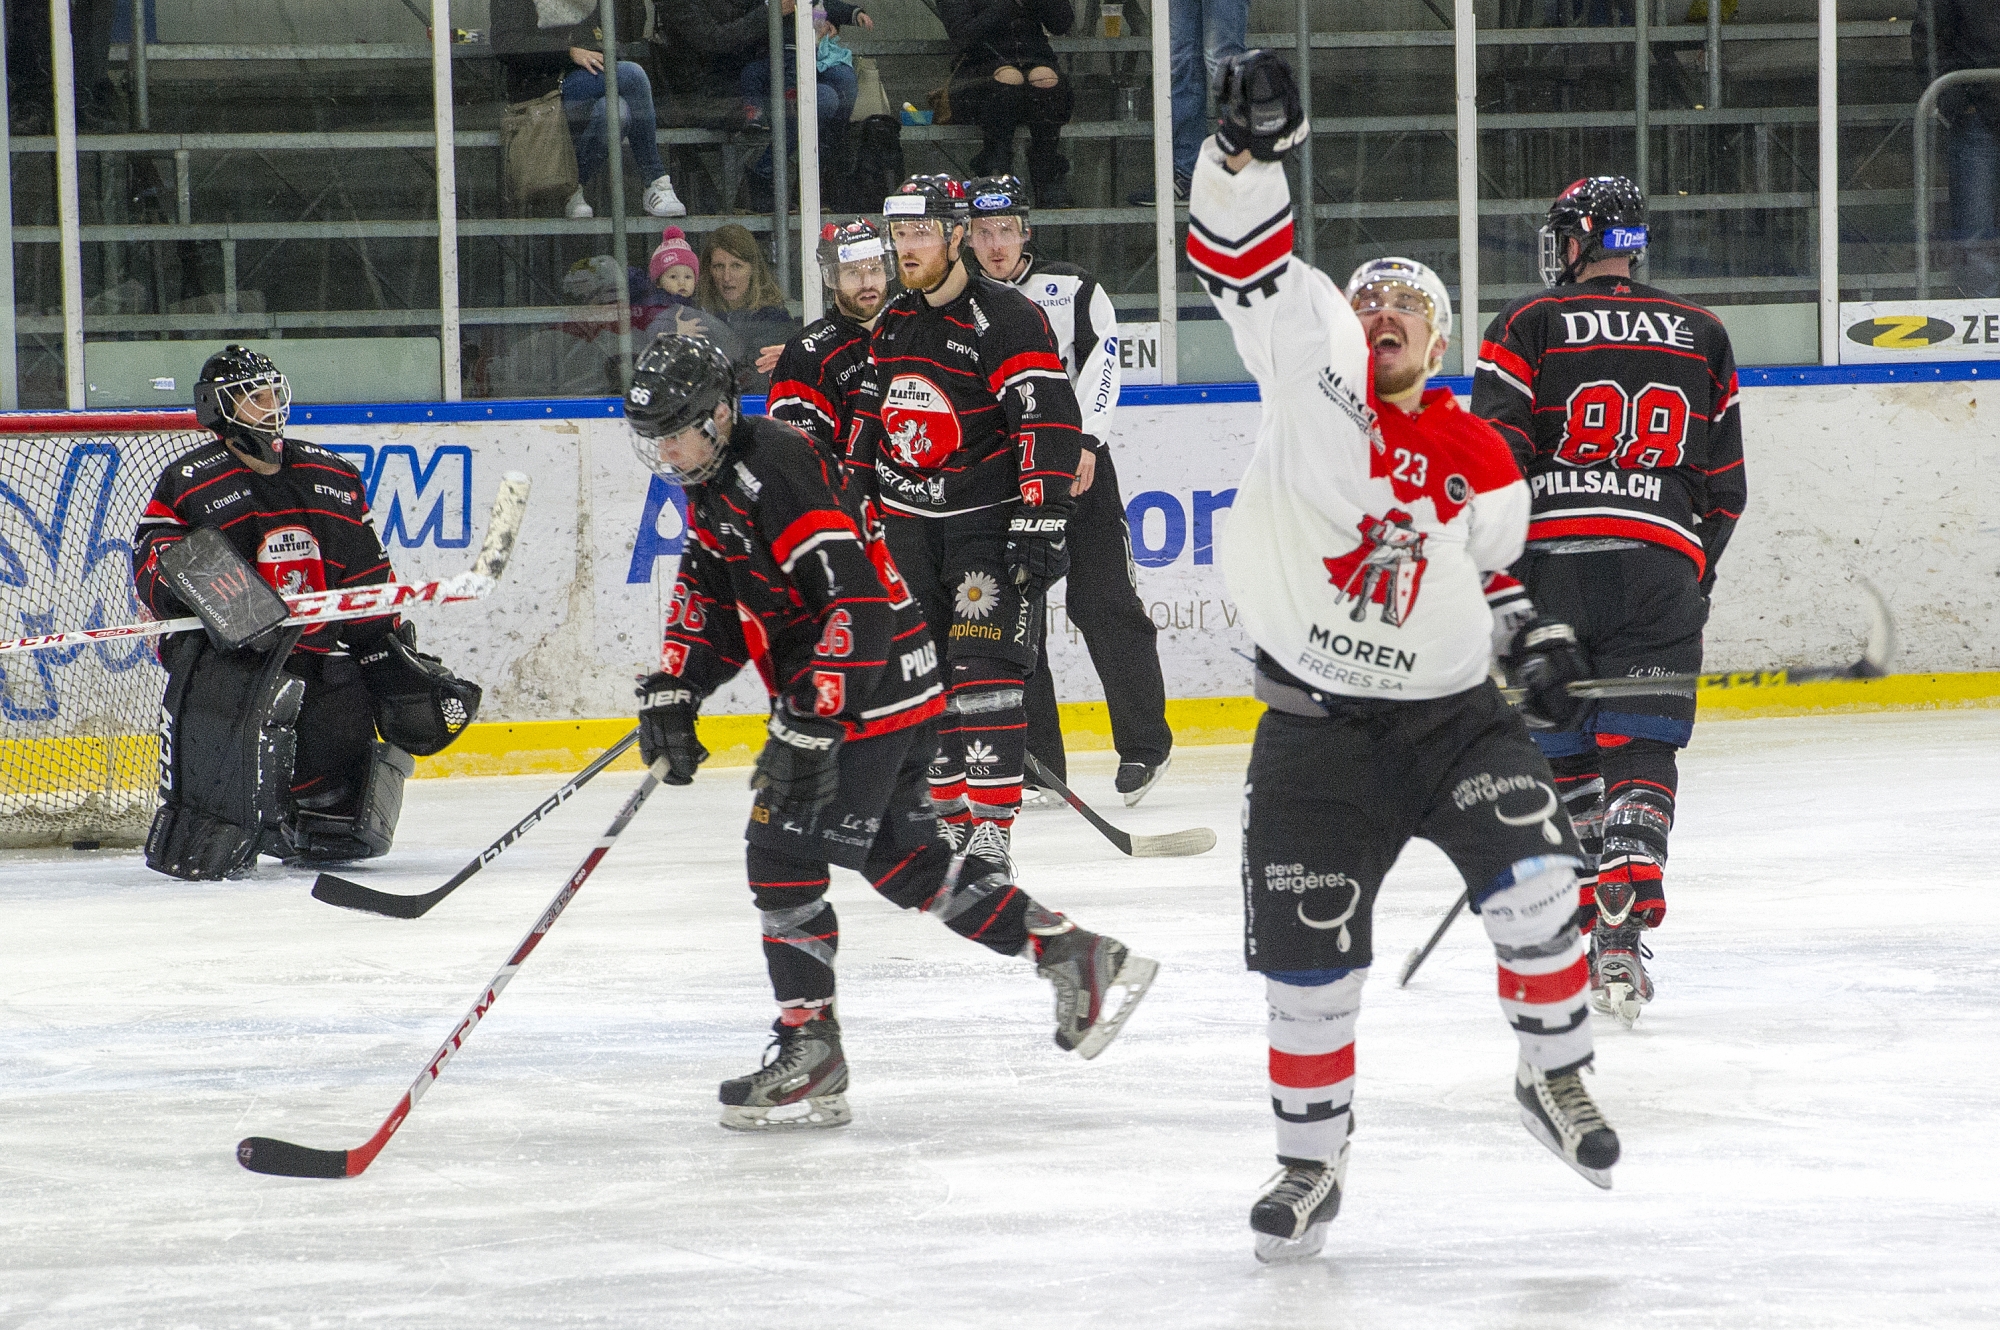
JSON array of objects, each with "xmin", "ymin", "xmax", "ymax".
[
  {"xmin": 950, "ymin": 667, "xmax": 1026, "ymax": 821},
  {"xmin": 748, "ymin": 845, "xmax": 838, "ymax": 1006},
  {"xmin": 1266, "ymin": 969, "xmax": 1364, "ymax": 1164},
  {"xmin": 865, "ymin": 836, "xmax": 1030, "ymax": 955},
  {"xmin": 1475, "ymin": 857, "xmax": 1594, "ymax": 1073},
  {"xmin": 1595, "ymin": 735, "xmax": 1677, "ymax": 928},
  {"xmin": 1547, "ymin": 752, "xmax": 1605, "ymax": 925},
  {"xmin": 928, "ymin": 702, "xmax": 968, "ymax": 812}
]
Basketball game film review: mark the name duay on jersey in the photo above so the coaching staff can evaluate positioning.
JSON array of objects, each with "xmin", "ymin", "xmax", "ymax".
[{"xmin": 1187, "ymin": 144, "xmax": 1530, "ymax": 700}]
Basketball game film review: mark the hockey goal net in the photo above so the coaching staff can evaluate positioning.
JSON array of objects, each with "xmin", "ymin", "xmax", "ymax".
[{"xmin": 0, "ymin": 411, "xmax": 210, "ymax": 848}]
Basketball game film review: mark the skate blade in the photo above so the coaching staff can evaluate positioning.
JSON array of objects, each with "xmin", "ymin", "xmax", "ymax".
[
  {"xmin": 1068, "ymin": 954, "xmax": 1160, "ymax": 1061},
  {"xmin": 719, "ymin": 1093, "xmax": 853, "ymax": 1132},
  {"xmin": 1254, "ymin": 1222, "xmax": 1329, "ymax": 1264},
  {"xmin": 1594, "ymin": 981, "xmax": 1645, "ymax": 1028},
  {"xmin": 1518, "ymin": 1105, "xmax": 1614, "ymax": 1191}
]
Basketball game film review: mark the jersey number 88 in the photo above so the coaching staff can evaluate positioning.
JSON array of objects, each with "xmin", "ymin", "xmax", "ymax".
[{"xmin": 1556, "ymin": 379, "xmax": 1691, "ymax": 471}]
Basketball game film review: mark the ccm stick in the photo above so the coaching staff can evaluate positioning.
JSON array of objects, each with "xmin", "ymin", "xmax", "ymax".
[
  {"xmin": 1024, "ymin": 753, "xmax": 1216, "ymax": 858},
  {"xmin": 0, "ymin": 472, "xmax": 532, "ymax": 656},
  {"xmin": 312, "ymin": 729, "xmax": 642, "ymax": 919},
  {"xmin": 237, "ymin": 760, "xmax": 669, "ymax": 1178}
]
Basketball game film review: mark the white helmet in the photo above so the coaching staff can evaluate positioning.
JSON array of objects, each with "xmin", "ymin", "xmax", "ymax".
[{"xmin": 1345, "ymin": 256, "xmax": 1453, "ymax": 343}]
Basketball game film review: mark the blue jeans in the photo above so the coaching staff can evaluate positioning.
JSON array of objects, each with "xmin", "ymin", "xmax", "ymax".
[
  {"xmin": 741, "ymin": 50, "xmax": 857, "ymax": 179},
  {"xmin": 1948, "ymin": 115, "xmax": 2000, "ymax": 297},
  {"xmin": 563, "ymin": 61, "xmax": 667, "ymax": 186},
  {"xmin": 1170, "ymin": 0, "xmax": 1248, "ymax": 181}
]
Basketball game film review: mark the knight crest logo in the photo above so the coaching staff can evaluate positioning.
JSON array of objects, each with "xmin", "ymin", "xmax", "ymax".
[
  {"xmin": 880, "ymin": 374, "xmax": 961, "ymax": 469},
  {"xmin": 1323, "ymin": 510, "xmax": 1427, "ymax": 626},
  {"xmin": 255, "ymin": 525, "xmax": 326, "ymax": 597}
]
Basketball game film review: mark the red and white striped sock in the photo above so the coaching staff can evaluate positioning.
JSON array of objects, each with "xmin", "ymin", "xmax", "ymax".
[
  {"xmin": 1477, "ymin": 859, "xmax": 1594, "ymax": 1071},
  {"xmin": 1266, "ymin": 970, "xmax": 1365, "ymax": 1163}
]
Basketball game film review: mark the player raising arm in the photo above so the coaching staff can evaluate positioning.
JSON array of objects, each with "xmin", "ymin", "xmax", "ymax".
[
  {"xmin": 1190, "ymin": 52, "xmax": 1618, "ymax": 1262},
  {"xmin": 625, "ymin": 334, "xmax": 1155, "ymax": 1132}
]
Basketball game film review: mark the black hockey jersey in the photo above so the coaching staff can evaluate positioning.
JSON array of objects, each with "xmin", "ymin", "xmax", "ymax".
[
  {"xmin": 661, "ymin": 414, "xmax": 944, "ymax": 740},
  {"xmin": 997, "ymin": 255, "xmax": 1120, "ymax": 450},
  {"xmin": 767, "ymin": 311, "xmax": 875, "ymax": 464},
  {"xmin": 1472, "ymin": 276, "xmax": 1747, "ymax": 585},
  {"xmin": 846, "ymin": 274, "xmax": 1084, "ymax": 519},
  {"xmin": 133, "ymin": 438, "xmax": 396, "ymax": 654}
]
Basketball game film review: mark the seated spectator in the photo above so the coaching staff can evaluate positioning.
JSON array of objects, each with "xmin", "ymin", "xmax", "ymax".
[
  {"xmin": 493, "ymin": 0, "xmax": 685, "ymax": 220},
  {"xmin": 736, "ymin": 0, "xmax": 874, "ymax": 208},
  {"xmin": 940, "ymin": 0, "xmax": 1075, "ymax": 207},
  {"xmin": 697, "ymin": 224, "xmax": 800, "ymax": 390},
  {"xmin": 644, "ymin": 226, "xmax": 752, "ymax": 367}
]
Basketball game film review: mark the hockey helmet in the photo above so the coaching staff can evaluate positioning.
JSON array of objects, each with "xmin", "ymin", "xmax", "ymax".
[
  {"xmin": 963, "ymin": 174, "xmax": 1030, "ymax": 223},
  {"xmin": 1539, "ymin": 176, "xmax": 1648, "ymax": 287},
  {"xmin": 1346, "ymin": 256, "xmax": 1453, "ymax": 344},
  {"xmin": 817, "ymin": 217, "xmax": 889, "ymax": 288},
  {"xmin": 194, "ymin": 344, "xmax": 290, "ymax": 466},
  {"xmin": 882, "ymin": 174, "xmax": 970, "ymax": 229},
  {"xmin": 624, "ymin": 334, "xmax": 739, "ymax": 485}
]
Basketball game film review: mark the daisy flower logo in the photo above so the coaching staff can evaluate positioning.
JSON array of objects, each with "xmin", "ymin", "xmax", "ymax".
[{"xmin": 954, "ymin": 570, "xmax": 1000, "ymax": 620}]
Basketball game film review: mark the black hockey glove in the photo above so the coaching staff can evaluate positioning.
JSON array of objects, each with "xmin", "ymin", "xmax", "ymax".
[
  {"xmin": 1006, "ymin": 506, "xmax": 1070, "ymax": 600},
  {"xmin": 1212, "ymin": 50, "xmax": 1307, "ymax": 163},
  {"xmin": 636, "ymin": 672, "xmax": 709, "ymax": 785},
  {"xmin": 1504, "ymin": 618, "xmax": 1589, "ymax": 732},
  {"xmin": 751, "ymin": 708, "xmax": 845, "ymax": 822}
]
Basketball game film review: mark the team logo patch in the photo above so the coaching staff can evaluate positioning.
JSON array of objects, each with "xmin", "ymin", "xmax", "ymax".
[
  {"xmin": 661, "ymin": 641, "xmax": 689, "ymax": 675},
  {"xmin": 811, "ymin": 670, "xmax": 846, "ymax": 718},
  {"xmin": 255, "ymin": 525, "xmax": 325, "ymax": 596},
  {"xmin": 881, "ymin": 373, "xmax": 962, "ymax": 469},
  {"xmin": 1445, "ymin": 474, "xmax": 1470, "ymax": 504},
  {"xmin": 1323, "ymin": 510, "xmax": 1428, "ymax": 627},
  {"xmin": 973, "ymin": 193, "xmax": 1011, "ymax": 211},
  {"xmin": 954, "ymin": 570, "xmax": 1001, "ymax": 620}
]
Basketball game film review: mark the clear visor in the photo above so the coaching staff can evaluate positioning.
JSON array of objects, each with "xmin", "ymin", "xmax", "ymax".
[
  {"xmin": 221, "ymin": 373, "xmax": 291, "ymax": 437},
  {"xmin": 631, "ymin": 413, "xmax": 726, "ymax": 486},
  {"xmin": 1349, "ymin": 280, "xmax": 1435, "ymax": 327},
  {"xmin": 886, "ymin": 218, "xmax": 948, "ymax": 253},
  {"xmin": 826, "ymin": 255, "xmax": 889, "ymax": 287}
]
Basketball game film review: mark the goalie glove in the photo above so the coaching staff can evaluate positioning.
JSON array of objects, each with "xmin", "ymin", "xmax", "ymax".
[
  {"xmin": 636, "ymin": 672, "xmax": 709, "ymax": 785},
  {"xmin": 1212, "ymin": 50, "xmax": 1307, "ymax": 163},
  {"xmin": 1005, "ymin": 505, "xmax": 1070, "ymax": 600},
  {"xmin": 751, "ymin": 707, "xmax": 844, "ymax": 822},
  {"xmin": 355, "ymin": 624, "xmax": 482, "ymax": 756},
  {"xmin": 1504, "ymin": 618, "xmax": 1589, "ymax": 732}
]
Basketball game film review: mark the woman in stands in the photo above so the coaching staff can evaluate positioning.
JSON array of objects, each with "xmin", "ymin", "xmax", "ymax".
[
  {"xmin": 697, "ymin": 224, "xmax": 799, "ymax": 390},
  {"xmin": 940, "ymin": 0, "xmax": 1075, "ymax": 207},
  {"xmin": 492, "ymin": 0, "xmax": 686, "ymax": 221}
]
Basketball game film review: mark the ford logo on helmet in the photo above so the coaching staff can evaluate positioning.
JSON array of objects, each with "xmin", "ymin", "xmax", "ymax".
[{"xmin": 973, "ymin": 192, "xmax": 1012, "ymax": 210}]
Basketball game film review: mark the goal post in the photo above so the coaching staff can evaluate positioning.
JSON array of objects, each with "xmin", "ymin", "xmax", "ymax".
[{"xmin": 0, "ymin": 410, "xmax": 209, "ymax": 847}]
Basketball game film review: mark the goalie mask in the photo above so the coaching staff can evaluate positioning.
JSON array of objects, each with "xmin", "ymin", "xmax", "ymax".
[
  {"xmin": 195, "ymin": 344, "xmax": 291, "ymax": 466},
  {"xmin": 624, "ymin": 334, "xmax": 739, "ymax": 486}
]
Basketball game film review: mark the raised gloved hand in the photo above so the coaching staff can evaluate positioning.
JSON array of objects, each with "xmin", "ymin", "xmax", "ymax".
[
  {"xmin": 751, "ymin": 707, "xmax": 845, "ymax": 821},
  {"xmin": 635, "ymin": 672, "xmax": 708, "ymax": 785},
  {"xmin": 1212, "ymin": 50, "xmax": 1307, "ymax": 163},
  {"xmin": 1006, "ymin": 505, "xmax": 1070, "ymax": 600},
  {"xmin": 1504, "ymin": 619, "xmax": 1589, "ymax": 731}
]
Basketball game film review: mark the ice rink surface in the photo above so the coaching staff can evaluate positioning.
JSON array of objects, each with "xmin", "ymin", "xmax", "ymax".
[{"xmin": 4, "ymin": 710, "xmax": 1998, "ymax": 1328}]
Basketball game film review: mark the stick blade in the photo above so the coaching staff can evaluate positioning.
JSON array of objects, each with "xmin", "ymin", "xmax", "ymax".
[
  {"xmin": 237, "ymin": 1136, "xmax": 350, "ymax": 1178},
  {"xmin": 471, "ymin": 472, "xmax": 531, "ymax": 585},
  {"xmin": 1857, "ymin": 578, "xmax": 1897, "ymax": 676},
  {"xmin": 1398, "ymin": 946, "xmax": 1422, "ymax": 987},
  {"xmin": 1128, "ymin": 827, "xmax": 1217, "ymax": 858},
  {"xmin": 310, "ymin": 872, "xmax": 437, "ymax": 919}
]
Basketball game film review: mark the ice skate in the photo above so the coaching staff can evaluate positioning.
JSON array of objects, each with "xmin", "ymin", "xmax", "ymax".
[
  {"xmin": 1251, "ymin": 1140, "xmax": 1349, "ymax": 1263},
  {"xmin": 1115, "ymin": 752, "xmax": 1171, "ymax": 807},
  {"xmin": 1591, "ymin": 921, "xmax": 1655, "ymax": 1028},
  {"xmin": 1515, "ymin": 1059, "xmax": 1618, "ymax": 1189},
  {"xmin": 718, "ymin": 1014, "xmax": 852, "ymax": 1131},
  {"xmin": 1031, "ymin": 917, "xmax": 1158, "ymax": 1059}
]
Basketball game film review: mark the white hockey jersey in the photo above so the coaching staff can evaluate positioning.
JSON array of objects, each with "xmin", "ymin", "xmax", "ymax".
[
  {"xmin": 1188, "ymin": 140, "xmax": 1532, "ymax": 701},
  {"xmin": 1000, "ymin": 257, "xmax": 1120, "ymax": 448}
]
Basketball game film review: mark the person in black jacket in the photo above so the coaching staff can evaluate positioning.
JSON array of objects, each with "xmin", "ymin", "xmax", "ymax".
[
  {"xmin": 1916, "ymin": 0, "xmax": 2000, "ymax": 296},
  {"xmin": 939, "ymin": 0, "xmax": 1075, "ymax": 207}
]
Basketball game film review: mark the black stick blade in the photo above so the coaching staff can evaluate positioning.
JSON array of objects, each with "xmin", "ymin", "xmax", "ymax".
[
  {"xmin": 311, "ymin": 872, "xmax": 439, "ymax": 919},
  {"xmin": 237, "ymin": 1135, "xmax": 350, "ymax": 1178}
]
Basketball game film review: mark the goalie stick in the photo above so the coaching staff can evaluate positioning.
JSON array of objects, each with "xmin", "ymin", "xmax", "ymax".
[
  {"xmin": 237, "ymin": 759, "xmax": 668, "ymax": 1179},
  {"xmin": 1024, "ymin": 753, "xmax": 1217, "ymax": 858},
  {"xmin": 0, "ymin": 472, "xmax": 532, "ymax": 656},
  {"xmin": 311, "ymin": 729, "xmax": 642, "ymax": 919}
]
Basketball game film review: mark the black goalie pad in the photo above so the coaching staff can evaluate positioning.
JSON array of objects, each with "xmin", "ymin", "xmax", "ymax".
[
  {"xmin": 355, "ymin": 625, "xmax": 482, "ymax": 757},
  {"xmin": 144, "ymin": 632, "xmax": 305, "ymax": 880},
  {"xmin": 288, "ymin": 743, "xmax": 414, "ymax": 862},
  {"xmin": 157, "ymin": 526, "xmax": 291, "ymax": 652}
]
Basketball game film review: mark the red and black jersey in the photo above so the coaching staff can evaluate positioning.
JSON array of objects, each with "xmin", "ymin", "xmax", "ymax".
[
  {"xmin": 133, "ymin": 438, "xmax": 397, "ymax": 654},
  {"xmin": 1472, "ymin": 275, "xmax": 1747, "ymax": 585},
  {"xmin": 767, "ymin": 312, "xmax": 875, "ymax": 466},
  {"xmin": 846, "ymin": 274, "xmax": 1083, "ymax": 520},
  {"xmin": 661, "ymin": 413, "xmax": 944, "ymax": 740}
]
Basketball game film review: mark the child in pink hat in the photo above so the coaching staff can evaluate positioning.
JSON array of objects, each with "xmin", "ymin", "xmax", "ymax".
[{"xmin": 649, "ymin": 226, "xmax": 700, "ymax": 298}]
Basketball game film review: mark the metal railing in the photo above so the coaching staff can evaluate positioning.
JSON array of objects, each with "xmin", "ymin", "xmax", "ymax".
[{"xmin": 1912, "ymin": 68, "xmax": 2000, "ymax": 300}]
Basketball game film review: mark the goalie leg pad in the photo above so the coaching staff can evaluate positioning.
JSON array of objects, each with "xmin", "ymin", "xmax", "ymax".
[
  {"xmin": 145, "ymin": 634, "xmax": 303, "ymax": 881},
  {"xmin": 356, "ymin": 625, "xmax": 482, "ymax": 757},
  {"xmin": 288, "ymin": 743, "xmax": 413, "ymax": 862}
]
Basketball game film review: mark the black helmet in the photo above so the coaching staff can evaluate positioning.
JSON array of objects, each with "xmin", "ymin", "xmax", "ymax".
[
  {"xmin": 194, "ymin": 344, "xmax": 290, "ymax": 465},
  {"xmin": 624, "ymin": 334, "xmax": 738, "ymax": 485},
  {"xmin": 883, "ymin": 173, "xmax": 969, "ymax": 226},
  {"xmin": 964, "ymin": 175, "xmax": 1030, "ymax": 221},
  {"xmin": 1539, "ymin": 176, "xmax": 1647, "ymax": 286},
  {"xmin": 817, "ymin": 217, "xmax": 888, "ymax": 287}
]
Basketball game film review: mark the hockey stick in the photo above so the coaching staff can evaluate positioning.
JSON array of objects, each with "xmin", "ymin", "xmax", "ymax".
[
  {"xmin": 311, "ymin": 729, "xmax": 643, "ymax": 919},
  {"xmin": 1397, "ymin": 887, "xmax": 1468, "ymax": 987},
  {"xmin": 1023, "ymin": 753, "xmax": 1217, "ymax": 858},
  {"xmin": 0, "ymin": 473, "xmax": 531, "ymax": 656},
  {"xmin": 237, "ymin": 759, "xmax": 668, "ymax": 1179}
]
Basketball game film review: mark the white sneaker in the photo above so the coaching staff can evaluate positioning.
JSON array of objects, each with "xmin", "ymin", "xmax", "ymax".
[
  {"xmin": 643, "ymin": 173, "xmax": 687, "ymax": 217},
  {"xmin": 565, "ymin": 188, "xmax": 593, "ymax": 220}
]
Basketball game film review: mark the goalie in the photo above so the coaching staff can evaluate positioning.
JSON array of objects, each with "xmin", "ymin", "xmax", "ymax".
[{"xmin": 130, "ymin": 345, "xmax": 483, "ymax": 880}]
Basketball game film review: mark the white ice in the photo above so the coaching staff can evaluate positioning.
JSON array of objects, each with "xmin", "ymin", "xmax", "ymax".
[{"xmin": 4, "ymin": 711, "xmax": 1998, "ymax": 1328}]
